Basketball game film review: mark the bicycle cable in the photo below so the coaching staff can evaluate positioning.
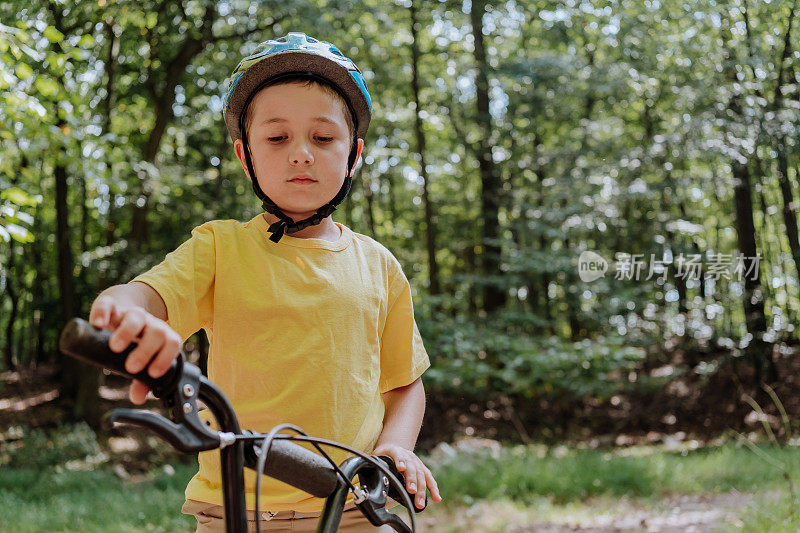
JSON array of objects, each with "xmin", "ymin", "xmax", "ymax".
[
  {"xmin": 251, "ymin": 423, "xmax": 359, "ymax": 533},
  {"xmin": 237, "ymin": 430, "xmax": 417, "ymax": 532},
  {"xmin": 278, "ymin": 433, "xmax": 419, "ymax": 529}
]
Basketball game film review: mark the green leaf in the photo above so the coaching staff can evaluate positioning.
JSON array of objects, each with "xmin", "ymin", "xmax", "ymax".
[
  {"xmin": 1, "ymin": 187, "xmax": 39, "ymax": 207},
  {"xmin": 15, "ymin": 211, "xmax": 34, "ymax": 225},
  {"xmin": 43, "ymin": 26, "xmax": 64, "ymax": 43},
  {"xmin": 6, "ymin": 223, "xmax": 33, "ymax": 243},
  {"xmin": 145, "ymin": 12, "xmax": 158, "ymax": 29},
  {"xmin": 78, "ymin": 34, "xmax": 95, "ymax": 48},
  {"xmin": 34, "ymin": 76, "xmax": 59, "ymax": 97},
  {"xmin": 15, "ymin": 63, "xmax": 33, "ymax": 80},
  {"xmin": 46, "ymin": 55, "xmax": 65, "ymax": 75}
]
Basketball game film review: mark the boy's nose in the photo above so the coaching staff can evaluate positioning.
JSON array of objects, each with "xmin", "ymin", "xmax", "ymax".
[{"xmin": 289, "ymin": 142, "xmax": 314, "ymax": 165}]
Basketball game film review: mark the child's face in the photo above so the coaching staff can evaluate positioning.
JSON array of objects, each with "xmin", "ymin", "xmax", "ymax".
[{"xmin": 234, "ymin": 82, "xmax": 363, "ymax": 221}]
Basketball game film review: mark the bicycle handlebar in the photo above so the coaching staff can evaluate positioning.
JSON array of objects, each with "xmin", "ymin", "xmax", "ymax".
[
  {"xmin": 59, "ymin": 318, "xmax": 182, "ymax": 397},
  {"xmin": 59, "ymin": 318, "xmax": 341, "ymax": 498},
  {"xmin": 58, "ymin": 318, "xmax": 416, "ymax": 532},
  {"xmin": 243, "ymin": 437, "xmax": 339, "ymax": 498}
]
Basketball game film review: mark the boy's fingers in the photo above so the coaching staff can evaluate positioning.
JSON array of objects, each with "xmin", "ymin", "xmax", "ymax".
[
  {"xmin": 414, "ymin": 465, "xmax": 427, "ymax": 508},
  {"xmin": 129, "ymin": 380, "xmax": 150, "ymax": 405},
  {"xmin": 403, "ymin": 461, "xmax": 418, "ymax": 493},
  {"xmin": 89, "ymin": 296, "xmax": 114, "ymax": 328},
  {"xmin": 147, "ymin": 331, "xmax": 183, "ymax": 378},
  {"xmin": 109, "ymin": 309, "xmax": 146, "ymax": 352},
  {"xmin": 125, "ymin": 327, "xmax": 163, "ymax": 374},
  {"xmin": 424, "ymin": 467, "xmax": 442, "ymax": 501},
  {"xmin": 106, "ymin": 305, "xmax": 124, "ymax": 330}
]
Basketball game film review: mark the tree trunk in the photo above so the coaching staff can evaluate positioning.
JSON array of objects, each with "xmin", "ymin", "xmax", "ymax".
[
  {"xmin": 55, "ymin": 160, "xmax": 101, "ymax": 424},
  {"xmin": 363, "ymin": 176, "xmax": 376, "ymax": 237},
  {"xmin": 16, "ymin": 296, "xmax": 27, "ymax": 369},
  {"xmin": 722, "ymin": 12, "xmax": 775, "ymax": 382},
  {"xmin": 562, "ymin": 232, "xmax": 581, "ymax": 341},
  {"xmin": 777, "ymin": 147, "xmax": 800, "ymax": 284},
  {"xmin": 95, "ymin": 19, "xmax": 120, "ymax": 291},
  {"xmin": 51, "ymin": 4, "xmax": 101, "ymax": 425},
  {"xmin": 386, "ymin": 172, "xmax": 397, "ymax": 232},
  {"xmin": 29, "ymin": 200, "xmax": 46, "ymax": 364},
  {"xmin": 103, "ymin": 18, "xmax": 119, "ymax": 134},
  {"xmin": 756, "ymin": 184, "xmax": 777, "ymax": 301},
  {"xmin": 666, "ymin": 229, "xmax": 689, "ymax": 316},
  {"xmin": 470, "ymin": 0, "xmax": 505, "ymax": 312},
  {"xmin": 539, "ymin": 233, "xmax": 553, "ymax": 332},
  {"xmin": 3, "ymin": 240, "xmax": 18, "ymax": 370},
  {"xmin": 3, "ymin": 152, "xmax": 27, "ymax": 370},
  {"xmin": 79, "ymin": 174, "xmax": 88, "ymax": 254},
  {"xmin": 731, "ymin": 160, "xmax": 774, "ymax": 382},
  {"xmin": 130, "ymin": 4, "xmax": 215, "ymax": 252},
  {"xmin": 409, "ymin": 2, "xmax": 440, "ymax": 296},
  {"xmin": 767, "ymin": 2, "xmax": 798, "ymax": 331}
]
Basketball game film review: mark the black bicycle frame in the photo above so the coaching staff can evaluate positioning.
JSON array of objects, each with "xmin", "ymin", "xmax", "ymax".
[{"xmin": 199, "ymin": 376, "xmax": 362, "ymax": 533}]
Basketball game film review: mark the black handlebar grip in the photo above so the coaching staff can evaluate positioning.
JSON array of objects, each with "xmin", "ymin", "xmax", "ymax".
[
  {"xmin": 59, "ymin": 318, "xmax": 182, "ymax": 396},
  {"xmin": 246, "ymin": 439, "xmax": 338, "ymax": 499}
]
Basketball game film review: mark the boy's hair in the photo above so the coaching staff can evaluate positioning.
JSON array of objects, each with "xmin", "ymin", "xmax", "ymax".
[{"xmin": 242, "ymin": 77, "xmax": 356, "ymax": 141}]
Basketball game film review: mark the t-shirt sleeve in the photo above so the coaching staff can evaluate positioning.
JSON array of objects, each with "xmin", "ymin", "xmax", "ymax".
[
  {"xmin": 130, "ymin": 223, "xmax": 215, "ymax": 341},
  {"xmin": 379, "ymin": 261, "xmax": 430, "ymax": 393}
]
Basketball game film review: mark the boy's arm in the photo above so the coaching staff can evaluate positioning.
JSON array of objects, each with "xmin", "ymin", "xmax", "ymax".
[
  {"xmin": 89, "ymin": 281, "xmax": 182, "ymax": 403},
  {"xmin": 373, "ymin": 377, "xmax": 442, "ymax": 509}
]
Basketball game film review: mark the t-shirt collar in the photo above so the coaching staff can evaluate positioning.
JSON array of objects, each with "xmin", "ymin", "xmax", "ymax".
[{"xmin": 251, "ymin": 214, "xmax": 352, "ymax": 251}]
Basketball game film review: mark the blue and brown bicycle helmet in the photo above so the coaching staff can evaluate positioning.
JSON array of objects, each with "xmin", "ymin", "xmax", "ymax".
[{"xmin": 223, "ymin": 32, "xmax": 373, "ymax": 242}]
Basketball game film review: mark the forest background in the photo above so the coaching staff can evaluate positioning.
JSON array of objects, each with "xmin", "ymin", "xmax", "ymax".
[{"xmin": 2, "ymin": 0, "xmax": 800, "ymax": 529}]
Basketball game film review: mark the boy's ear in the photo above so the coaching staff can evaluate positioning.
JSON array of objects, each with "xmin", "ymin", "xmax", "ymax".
[
  {"xmin": 233, "ymin": 139, "xmax": 251, "ymax": 179},
  {"xmin": 349, "ymin": 138, "xmax": 365, "ymax": 176}
]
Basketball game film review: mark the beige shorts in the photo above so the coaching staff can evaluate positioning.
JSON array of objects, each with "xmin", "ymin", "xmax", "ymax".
[{"xmin": 182, "ymin": 499, "xmax": 396, "ymax": 532}]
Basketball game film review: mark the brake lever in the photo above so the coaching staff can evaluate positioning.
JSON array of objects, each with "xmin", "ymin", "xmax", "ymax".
[
  {"xmin": 105, "ymin": 409, "xmax": 218, "ymax": 453},
  {"xmin": 105, "ymin": 361, "xmax": 220, "ymax": 453},
  {"xmin": 358, "ymin": 505, "xmax": 411, "ymax": 533}
]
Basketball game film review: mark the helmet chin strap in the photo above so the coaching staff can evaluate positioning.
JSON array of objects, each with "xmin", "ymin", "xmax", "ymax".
[{"xmin": 241, "ymin": 129, "xmax": 358, "ymax": 243}]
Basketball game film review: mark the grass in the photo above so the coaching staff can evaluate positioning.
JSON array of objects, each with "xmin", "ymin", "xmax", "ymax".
[
  {"xmin": 0, "ymin": 462, "xmax": 197, "ymax": 532},
  {"xmin": 431, "ymin": 441, "xmax": 800, "ymax": 505},
  {"xmin": 428, "ymin": 440, "xmax": 800, "ymax": 531},
  {"xmin": 2, "ymin": 440, "xmax": 800, "ymax": 531},
  {"xmin": 730, "ymin": 491, "xmax": 800, "ymax": 533}
]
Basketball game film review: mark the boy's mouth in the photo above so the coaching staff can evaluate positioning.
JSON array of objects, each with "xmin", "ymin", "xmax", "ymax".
[{"xmin": 289, "ymin": 174, "xmax": 317, "ymax": 184}]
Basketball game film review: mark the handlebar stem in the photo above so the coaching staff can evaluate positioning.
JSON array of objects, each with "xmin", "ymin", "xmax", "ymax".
[{"xmin": 198, "ymin": 377, "xmax": 248, "ymax": 533}]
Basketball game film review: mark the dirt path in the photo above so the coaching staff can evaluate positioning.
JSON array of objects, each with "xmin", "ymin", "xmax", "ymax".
[{"xmin": 422, "ymin": 491, "xmax": 753, "ymax": 532}]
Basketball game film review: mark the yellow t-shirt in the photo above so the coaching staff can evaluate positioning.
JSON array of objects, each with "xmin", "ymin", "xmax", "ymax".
[{"xmin": 131, "ymin": 214, "xmax": 430, "ymax": 512}]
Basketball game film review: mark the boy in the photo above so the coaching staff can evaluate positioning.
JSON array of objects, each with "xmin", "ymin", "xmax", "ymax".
[{"xmin": 89, "ymin": 33, "xmax": 441, "ymax": 532}]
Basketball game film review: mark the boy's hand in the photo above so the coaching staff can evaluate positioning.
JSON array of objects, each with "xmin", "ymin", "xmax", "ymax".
[
  {"xmin": 89, "ymin": 295, "xmax": 183, "ymax": 405},
  {"xmin": 372, "ymin": 443, "xmax": 442, "ymax": 509}
]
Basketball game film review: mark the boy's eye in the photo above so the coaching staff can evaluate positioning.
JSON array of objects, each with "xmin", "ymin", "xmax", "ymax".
[
  {"xmin": 315, "ymin": 136, "xmax": 334, "ymax": 143},
  {"xmin": 268, "ymin": 136, "xmax": 286, "ymax": 142}
]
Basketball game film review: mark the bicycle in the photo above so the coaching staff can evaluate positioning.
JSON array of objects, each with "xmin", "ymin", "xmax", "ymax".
[{"xmin": 59, "ymin": 318, "xmax": 423, "ymax": 533}]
